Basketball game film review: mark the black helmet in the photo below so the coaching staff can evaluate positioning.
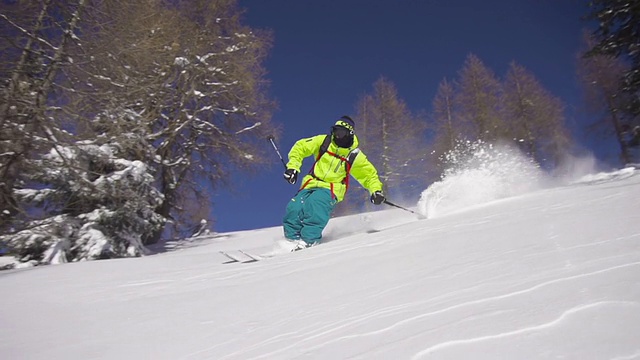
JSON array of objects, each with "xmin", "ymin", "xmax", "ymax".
[{"xmin": 332, "ymin": 116, "xmax": 355, "ymax": 148}]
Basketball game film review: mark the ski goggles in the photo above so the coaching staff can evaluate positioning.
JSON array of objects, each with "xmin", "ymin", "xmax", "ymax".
[
  {"xmin": 332, "ymin": 125, "xmax": 354, "ymax": 139},
  {"xmin": 334, "ymin": 119, "xmax": 354, "ymax": 132}
]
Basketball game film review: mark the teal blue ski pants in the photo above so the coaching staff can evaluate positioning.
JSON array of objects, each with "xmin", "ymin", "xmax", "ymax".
[{"xmin": 283, "ymin": 188, "xmax": 336, "ymax": 244}]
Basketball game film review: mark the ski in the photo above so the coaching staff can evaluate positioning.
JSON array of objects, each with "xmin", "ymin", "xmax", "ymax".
[
  {"xmin": 238, "ymin": 250, "xmax": 263, "ymax": 261},
  {"xmin": 219, "ymin": 250, "xmax": 258, "ymax": 264},
  {"xmin": 219, "ymin": 240, "xmax": 315, "ymax": 264}
]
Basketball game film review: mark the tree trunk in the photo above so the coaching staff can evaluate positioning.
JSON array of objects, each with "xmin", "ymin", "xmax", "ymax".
[{"xmin": 607, "ymin": 98, "xmax": 631, "ymax": 164}]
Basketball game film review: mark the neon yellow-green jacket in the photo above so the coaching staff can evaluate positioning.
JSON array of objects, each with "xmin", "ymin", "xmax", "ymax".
[{"xmin": 286, "ymin": 134, "xmax": 383, "ymax": 202}]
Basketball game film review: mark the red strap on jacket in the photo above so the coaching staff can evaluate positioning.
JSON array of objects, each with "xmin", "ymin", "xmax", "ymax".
[{"xmin": 299, "ymin": 150, "xmax": 353, "ymax": 200}]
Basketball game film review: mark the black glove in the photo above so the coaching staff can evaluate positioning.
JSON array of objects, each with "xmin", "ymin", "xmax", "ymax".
[
  {"xmin": 283, "ymin": 169, "xmax": 299, "ymax": 185},
  {"xmin": 370, "ymin": 190, "xmax": 385, "ymax": 205}
]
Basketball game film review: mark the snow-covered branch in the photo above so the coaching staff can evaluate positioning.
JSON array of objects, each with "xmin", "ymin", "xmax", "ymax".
[{"xmin": 235, "ymin": 121, "xmax": 261, "ymax": 135}]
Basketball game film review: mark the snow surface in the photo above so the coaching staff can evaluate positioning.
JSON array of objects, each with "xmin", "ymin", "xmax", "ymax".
[{"xmin": 1, "ymin": 166, "xmax": 640, "ymax": 359}]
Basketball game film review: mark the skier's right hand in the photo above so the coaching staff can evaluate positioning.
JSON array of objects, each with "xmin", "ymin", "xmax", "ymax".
[{"xmin": 283, "ymin": 169, "xmax": 299, "ymax": 185}]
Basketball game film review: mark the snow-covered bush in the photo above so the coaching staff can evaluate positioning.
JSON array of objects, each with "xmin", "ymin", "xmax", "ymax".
[{"xmin": 1, "ymin": 143, "xmax": 165, "ymax": 265}]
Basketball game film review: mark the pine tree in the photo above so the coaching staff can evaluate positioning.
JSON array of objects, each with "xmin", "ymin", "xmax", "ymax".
[
  {"xmin": 586, "ymin": 0, "xmax": 640, "ymax": 116},
  {"xmin": 1, "ymin": 132, "xmax": 165, "ymax": 264},
  {"xmin": 578, "ymin": 31, "xmax": 636, "ymax": 164}
]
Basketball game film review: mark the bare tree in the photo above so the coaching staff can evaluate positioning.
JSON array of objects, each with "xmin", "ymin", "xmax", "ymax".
[
  {"xmin": 427, "ymin": 54, "xmax": 573, "ymax": 170},
  {"xmin": 0, "ymin": 0, "xmax": 87, "ymax": 232},
  {"xmin": 429, "ymin": 77, "xmax": 465, "ymax": 172},
  {"xmin": 455, "ymin": 54, "xmax": 506, "ymax": 141},
  {"xmin": 0, "ymin": 0, "xmax": 277, "ymax": 263},
  {"xmin": 503, "ymin": 62, "xmax": 570, "ymax": 165},
  {"xmin": 355, "ymin": 77, "xmax": 428, "ymax": 202},
  {"xmin": 68, "ymin": 0, "xmax": 277, "ymax": 239}
]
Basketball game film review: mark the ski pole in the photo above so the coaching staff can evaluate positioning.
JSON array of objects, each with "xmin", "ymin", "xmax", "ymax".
[
  {"xmin": 267, "ymin": 135, "xmax": 287, "ymax": 170},
  {"xmin": 383, "ymin": 200, "xmax": 427, "ymax": 219}
]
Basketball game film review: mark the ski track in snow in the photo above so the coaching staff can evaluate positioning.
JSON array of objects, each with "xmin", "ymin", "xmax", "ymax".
[
  {"xmin": 611, "ymin": 350, "xmax": 640, "ymax": 360},
  {"xmin": 324, "ymin": 262, "xmax": 640, "ymax": 358},
  {"xmin": 207, "ymin": 259, "xmax": 640, "ymax": 359},
  {"xmin": 410, "ymin": 301, "xmax": 640, "ymax": 359}
]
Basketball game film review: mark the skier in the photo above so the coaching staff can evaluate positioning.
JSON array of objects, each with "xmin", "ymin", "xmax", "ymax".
[{"xmin": 282, "ymin": 115, "xmax": 385, "ymax": 250}]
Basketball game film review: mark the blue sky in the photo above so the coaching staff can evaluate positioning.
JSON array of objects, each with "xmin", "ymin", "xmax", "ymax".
[{"xmin": 213, "ymin": 0, "xmax": 601, "ymax": 233}]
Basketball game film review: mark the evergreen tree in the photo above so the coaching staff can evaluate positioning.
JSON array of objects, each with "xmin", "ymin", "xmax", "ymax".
[
  {"xmin": 586, "ymin": 0, "xmax": 640, "ymax": 116},
  {"xmin": 0, "ymin": 126, "xmax": 165, "ymax": 264},
  {"xmin": 578, "ymin": 31, "xmax": 635, "ymax": 164}
]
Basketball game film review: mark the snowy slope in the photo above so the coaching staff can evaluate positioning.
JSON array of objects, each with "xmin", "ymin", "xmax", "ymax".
[{"xmin": 1, "ymin": 168, "xmax": 640, "ymax": 360}]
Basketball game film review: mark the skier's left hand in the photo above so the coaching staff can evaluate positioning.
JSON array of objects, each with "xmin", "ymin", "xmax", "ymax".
[{"xmin": 370, "ymin": 190, "xmax": 385, "ymax": 205}]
